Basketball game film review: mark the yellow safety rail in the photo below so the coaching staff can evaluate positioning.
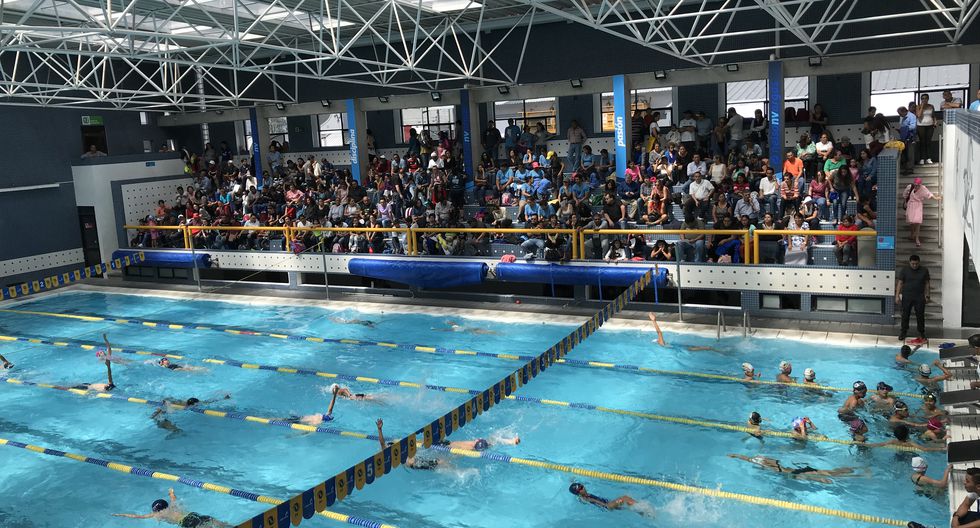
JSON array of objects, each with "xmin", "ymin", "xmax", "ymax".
[
  {"xmin": 291, "ymin": 226, "xmax": 414, "ymax": 256},
  {"xmin": 752, "ymin": 229, "xmax": 877, "ymax": 264}
]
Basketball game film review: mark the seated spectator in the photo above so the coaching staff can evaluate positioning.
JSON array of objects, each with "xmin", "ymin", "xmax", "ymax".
[
  {"xmin": 757, "ymin": 212, "xmax": 785, "ymax": 264},
  {"xmin": 604, "ymin": 239, "xmax": 628, "ymax": 261},
  {"xmin": 649, "ymin": 239, "xmax": 674, "ymax": 262},
  {"xmin": 602, "ymin": 192, "xmax": 626, "ymax": 230},
  {"xmin": 780, "ymin": 171, "xmax": 801, "ymax": 217},
  {"xmin": 641, "ymin": 193, "xmax": 670, "ymax": 226},
  {"xmin": 834, "ymin": 215, "xmax": 859, "ymax": 266},
  {"xmin": 809, "ymin": 170, "xmax": 831, "ymax": 221},
  {"xmin": 618, "ymin": 173, "xmax": 641, "ymax": 220},
  {"xmin": 855, "ymin": 198, "xmax": 877, "ymax": 229},
  {"xmin": 712, "ymin": 215, "xmax": 742, "ymax": 263},
  {"xmin": 685, "ymin": 171, "xmax": 714, "ymax": 220},
  {"xmin": 712, "ymin": 194, "xmax": 732, "ymax": 225},
  {"xmin": 784, "ymin": 212, "xmax": 810, "ymax": 266},
  {"xmin": 676, "ymin": 212, "xmax": 706, "ymax": 262},
  {"xmin": 758, "ymin": 167, "xmax": 780, "ymax": 216},
  {"xmin": 733, "ymin": 190, "xmax": 760, "ymax": 222}
]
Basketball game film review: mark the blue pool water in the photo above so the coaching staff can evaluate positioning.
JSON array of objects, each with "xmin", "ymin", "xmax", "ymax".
[{"xmin": 0, "ymin": 290, "xmax": 945, "ymax": 528}]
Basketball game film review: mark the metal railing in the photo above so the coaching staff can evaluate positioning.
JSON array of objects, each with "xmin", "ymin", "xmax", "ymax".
[{"xmin": 123, "ymin": 225, "xmax": 878, "ymax": 265}]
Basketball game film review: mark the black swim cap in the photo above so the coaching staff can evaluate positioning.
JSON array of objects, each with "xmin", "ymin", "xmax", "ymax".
[
  {"xmin": 569, "ymin": 483, "xmax": 584, "ymax": 495},
  {"xmin": 900, "ymin": 345, "xmax": 912, "ymax": 357},
  {"xmin": 151, "ymin": 499, "xmax": 169, "ymax": 512},
  {"xmin": 749, "ymin": 412, "xmax": 762, "ymax": 425},
  {"xmin": 186, "ymin": 398, "xmax": 200, "ymax": 406},
  {"xmin": 970, "ymin": 334, "xmax": 980, "ymax": 348}
]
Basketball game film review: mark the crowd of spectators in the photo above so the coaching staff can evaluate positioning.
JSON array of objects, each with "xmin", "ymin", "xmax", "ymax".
[{"xmin": 131, "ymin": 103, "xmax": 900, "ymax": 266}]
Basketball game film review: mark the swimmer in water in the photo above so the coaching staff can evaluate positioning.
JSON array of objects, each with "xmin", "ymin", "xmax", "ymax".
[
  {"xmin": 776, "ymin": 361, "xmax": 794, "ymax": 383},
  {"xmin": 0, "ymin": 352, "xmax": 12, "ymax": 369},
  {"xmin": 329, "ymin": 384, "xmax": 375, "ymax": 401},
  {"xmin": 157, "ymin": 358, "xmax": 206, "ymax": 372},
  {"xmin": 895, "ymin": 344, "xmax": 921, "ymax": 366},
  {"xmin": 910, "ymin": 457, "xmax": 951, "ymax": 489},
  {"xmin": 435, "ymin": 434, "xmax": 520, "ymax": 451},
  {"xmin": 436, "ymin": 320, "xmax": 499, "ymax": 335},
  {"xmin": 889, "ymin": 401, "xmax": 927, "ymax": 428},
  {"xmin": 568, "ymin": 483, "xmax": 643, "ymax": 513},
  {"xmin": 72, "ymin": 350, "xmax": 116, "ymax": 392},
  {"xmin": 922, "ymin": 417, "xmax": 947, "ymax": 442},
  {"xmin": 746, "ymin": 411, "xmax": 763, "ymax": 438},
  {"xmin": 727, "ymin": 454, "xmax": 858, "ymax": 484},
  {"xmin": 865, "ymin": 424, "xmax": 946, "ymax": 451},
  {"xmin": 288, "ymin": 385, "xmax": 340, "ymax": 426},
  {"xmin": 741, "ymin": 362, "xmax": 760, "ymax": 381},
  {"xmin": 871, "ymin": 382, "xmax": 896, "ymax": 409},
  {"xmin": 376, "ymin": 418, "xmax": 440, "ymax": 470},
  {"xmin": 95, "ymin": 334, "xmax": 131, "ymax": 365},
  {"xmin": 151, "ymin": 395, "xmax": 231, "ymax": 432},
  {"xmin": 915, "ymin": 360, "xmax": 951, "ymax": 387},
  {"xmin": 790, "ymin": 416, "xmax": 816, "ymax": 439},
  {"xmin": 802, "ymin": 368, "xmax": 817, "ymax": 385},
  {"xmin": 330, "ymin": 316, "xmax": 377, "ymax": 328},
  {"xmin": 647, "ymin": 313, "xmax": 718, "ymax": 351},
  {"xmin": 848, "ymin": 418, "xmax": 869, "ymax": 442},
  {"xmin": 113, "ymin": 488, "xmax": 229, "ymax": 527},
  {"xmin": 838, "ymin": 381, "xmax": 867, "ymax": 415},
  {"xmin": 921, "ymin": 392, "xmax": 947, "ymax": 419}
]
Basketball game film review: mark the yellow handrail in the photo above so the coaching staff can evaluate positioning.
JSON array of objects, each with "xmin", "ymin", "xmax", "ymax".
[{"xmin": 752, "ymin": 229, "xmax": 877, "ymax": 264}]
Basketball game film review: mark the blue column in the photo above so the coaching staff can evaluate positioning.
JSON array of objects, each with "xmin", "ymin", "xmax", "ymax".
[
  {"xmin": 248, "ymin": 107, "xmax": 263, "ymax": 188},
  {"xmin": 612, "ymin": 74, "xmax": 631, "ymax": 177},
  {"xmin": 346, "ymin": 98, "xmax": 361, "ymax": 182},
  {"xmin": 768, "ymin": 61, "xmax": 784, "ymax": 175},
  {"xmin": 459, "ymin": 89, "xmax": 474, "ymax": 178}
]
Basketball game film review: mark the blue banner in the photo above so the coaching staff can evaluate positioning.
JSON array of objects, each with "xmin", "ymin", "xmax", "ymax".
[
  {"xmin": 767, "ymin": 61, "xmax": 783, "ymax": 174},
  {"xmin": 249, "ymin": 108, "xmax": 263, "ymax": 189},
  {"xmin": 346, "ymin": 99, "xmax": 361, "ymax": 182},
  {"xmin": 460, "ymin": 89, "xmax": 474, "ymax": 181},
  {"xmin": 613, "ymin": 74, "xmax": 629, "ymax": 177}
]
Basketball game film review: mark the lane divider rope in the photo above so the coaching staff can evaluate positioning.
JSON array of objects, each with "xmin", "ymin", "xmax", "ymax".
[
  {"xmin": 0, "ymin": 436, "xmax": 396, "ymax": 528},
  {"xmin": 0, "ymin": 319, "xmax": 924, "ymax": 399}
]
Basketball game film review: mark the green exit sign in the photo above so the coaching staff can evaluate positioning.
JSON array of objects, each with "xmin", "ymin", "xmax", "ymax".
[{"xmin": 81, "ymin": 115, "xmax": 104, "ymax": 126}]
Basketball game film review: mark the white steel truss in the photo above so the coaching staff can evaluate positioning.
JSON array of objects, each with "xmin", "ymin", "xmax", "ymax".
[{"xmin": 0, "ymin": 0, "xmax": 976, "ymax": 111}]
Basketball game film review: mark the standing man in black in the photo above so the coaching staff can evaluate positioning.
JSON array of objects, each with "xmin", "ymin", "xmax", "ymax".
[{"xmin": 896, "ymin": 254, "xmax": 930, "ymax": 341}]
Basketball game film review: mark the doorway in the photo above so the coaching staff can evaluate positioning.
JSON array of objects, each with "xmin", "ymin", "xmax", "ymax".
[
  {"xmin": 80, "ymin": 126, "xmax": 108, "ymax": 155},
  {"xmin": 77, "ymin": 206, "xmax": 100, "ymax": 267}
]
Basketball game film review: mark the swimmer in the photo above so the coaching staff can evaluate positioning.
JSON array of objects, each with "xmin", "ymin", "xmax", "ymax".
[
  {"xmin": 329, "ymin": 384, "xmax": 375, "ymax": 401},
  {"xmin": 922, "ymin": 417, "xmax": 947, "ymax": 442},
  {"xmin": 157, "ymin": 358, "xmax": 206, "ymax": 372},
  {"xmin": 568, "ymin": 483, "xmax": 644, "ymax": 514},
  {"xmin": 151, "ymin": 395, "xmax": 231, "ymax": 433},
  {"xmin": 289, "ymin": 385, "xmax": 340, "ymax": 426},
  {"xmin": 889, "ymin": 401, "xmax": 927, "ymax": 428},
  {"xmin": 848, "ymin": 418, "xmax": 869, "ymax": 443},
  {"xmin": 648, "ymin": 313, "xmax": 666, "ymax": 346},
  {"xmin": 73, "ymin": 352, "xmax": 116, "ymax": 392},
  {"xmin": 727, "ymin": 454, "xmax": 858, "ymax": 484},
  {"xmin": 437, "ymin": 320, "xmax": 499, "ymax": 335},
  {"xmin": 802, "ymin": 368, "xmax": 817, "ymax": 385},
  {"xmin": 741, "ymin": 362, "xmax": 760, "ymax": 381},
  {"xmin": 776, "ymin": 361, "xmax": 794, "ymax": 383},
  {"xmin": 330, "ymin": 316, "xmax": 377, "ymax": 328},
  {"xmin": 0, "ymin": 352, "xmax": 12, "ymax": 369},
  {"xmin": 95, "ymin": 334, "xmax": 131, "ymax": 365},
  {"xmin": 746, "ymin": 411, "xmax": 763, "ymax": 438},
  {"xmin": 871, "ymin": 382, "xmax": 896, "ymax": 409},
  {"xmin": 921, "ymin": 392, "xmax": 947, "ymax": 419},
  {"xmin": 895, "ymin": 344, "xmax": 921, "ymax": 366},
  {"xmin": 910, "ymin": 457, "xmax": 950, "ymax": 489},
  {"xmin": 436, "ymin": 434, "xmax": 520, "ymax": 451},
  {"xmin": 865, "ymin": 424, "xmax": 946, "ymax": 451},
  {"xmin": 838, "ymin": 381, "xmax": 867, "ymax": 415},
  {"xmin": 790, "ymin": 416, "xmax": 816, "ymax": 439},
  {"xmin": 915, "ymin": 360, "xmax": 951, "ymax": 386},
  {"xmin": 376, "ymin": 418, "xmax": 440, "ymax": 470},
  {"xmin": 113, "ymin": 488, "xmax": 229, "ymax": 527}
]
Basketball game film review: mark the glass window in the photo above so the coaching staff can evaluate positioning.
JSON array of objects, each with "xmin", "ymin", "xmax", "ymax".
[
  {"xmin": 316, "ymin": 112, "xmax": 349, "ymax": 147},
  {"xmin": 201, "ymin": 123, "xmax": 210, "ymax": 145},
  {"xmin": 401, "ymin": 105, "xmax": 455, "ymax": 143},
  {"xmin": 726, "ymin": 77, "xmax": 809, "ymax": 118},
  {"xmin": 268, "ymin": 116, "xmax": 289, "ymax": 146},
  {"xmin": 139, "ymin": 111, "xmax": 149, "ymax": 126},
  {"xmin": 239, "ymin": 120, "xmax": 253, "ymax": 153},
  {"xmin": 493, "ymin": 97, "xmax": 557, "ymax": 136},
  {"xmin": 600, "ymin": 88, "xmax": 672, "ymax": 132},
  {"xmin": 870, "ymin": 65, "xmax": 969, "ymax": 116}
]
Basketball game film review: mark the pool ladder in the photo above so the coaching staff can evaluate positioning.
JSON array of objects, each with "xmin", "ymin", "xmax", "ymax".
[{"xmin": 716, "ymin": 311, "xmax": 753, "ymax": 339}]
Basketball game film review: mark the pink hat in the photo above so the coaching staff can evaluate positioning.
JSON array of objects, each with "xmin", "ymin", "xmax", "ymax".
[{"xmin": 914, "ymin": 177, "xmax": 923, "ymax": 185}]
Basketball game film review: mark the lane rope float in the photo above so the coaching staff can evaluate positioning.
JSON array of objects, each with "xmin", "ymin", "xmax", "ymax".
[
  {"xmin": 0, "ymin": 436, "xmax": 396, "ymax": 528},
  {"xmin": 0, "ymin": 335, "xmax": 928, "ymax": 451},
  {"xmin": 0, "ymin": 323, "xmax": 924, "ymax": 399}
]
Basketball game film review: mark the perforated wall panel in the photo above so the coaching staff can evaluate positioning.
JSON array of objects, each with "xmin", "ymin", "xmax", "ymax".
[
  {"xmin": 678, "ymin": 265, "xmax": 895, "ymax": 295},
  {"xmin": 121, "ymin": 178, "xmax": 193, "ymax": 225},
  {"xmin": 0, "ymin": 248, "xmax": 84, "ymax": 277}
]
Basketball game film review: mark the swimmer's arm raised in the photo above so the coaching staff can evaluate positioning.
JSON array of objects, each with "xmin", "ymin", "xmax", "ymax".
[{"xmin": 376, "ymin": 419, "xmax": 386, "ymax": 450}]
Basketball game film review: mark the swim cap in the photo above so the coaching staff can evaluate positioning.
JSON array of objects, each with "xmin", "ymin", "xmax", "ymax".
[
  {"xmin": 918, "ymin": 364, "xmax": 932, "ymax": 376},
  {"xmin": 186, "ymin": 398, "xmax": 200, "ymax": 406},
  {"xmin": 877, "ymin": 382, "xmax": 893, "ymax": 392},
  {"xmin": 474, "ymin": 438, "xmax": 489, "ymax": 451},
  {"xmin": 779, "ymin": 361, "xmax": 791, "ymax": 372},
  {"xmin": 749, "ymin": 412, "xmax": 762, "ymax": 425},
  {"xmin": 151, "ymin": 499, "xmax": 169, "ymax": 512},
  {"xmin": 900, "ymin": 345, "xmax": 912, "ymax": 358},
  {"xmin": 923, "ymin": 392, "xmax": 937, "ymax": 403},
  {"xmin": 803, "ymin": 368, "xmax": 815, "ymax": 381},
  {"xmin": 741, "ymin": 362, "xmax": 754, "ymax": 373},
  {"xmin": 927, "ymin": 417, "xmax": 943, "ymax": 431},
  {"xmin": 330, "ymin": 383, "xmax": 340, "ymax": 393},
  {"xmin": 569, "ymin": 483, "xmax": 584, "ymax": 495},
  {"xmin": 848, "ymin": 418, "xmax": 866, "ymax": 433},
  {"xmin": 853, "ymin": 381, "xmax": 867, "ymax": 392},
  {"xmin": 970, "ymin": 334, "xmax": 980, "ymax": 348},
  {"xmin": 791, "ymin": 416, "xmax": 809, "ymax": 429},
  {"xmin": 894, "ymin": 400, "xmax": 909, "ymax": 412},
  {"xmin": 911, "ymin": 456, "xmax": 928, "ymax": 472}
]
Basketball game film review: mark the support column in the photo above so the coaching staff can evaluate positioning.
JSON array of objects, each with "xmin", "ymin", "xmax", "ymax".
[
  {"xmin": 248, "ymin": 107, "xmax": 264, "ymax": 188},
  {"xmin": 346, "ymin": 98, "xmax": 368, "ymax": 182},
  {"xmin": 767, "ymin": 60, "xmax": 784, "ymax": 173},
  {"xmin": 460, "ymin": 89, "xmax": 477, "ymax": 178},
  {"xmin": 612, "ymin": 74, "xmax": 632, "ymax": 177}
]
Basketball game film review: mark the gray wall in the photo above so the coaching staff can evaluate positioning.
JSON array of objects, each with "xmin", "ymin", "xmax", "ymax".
[
  {"xmin": 558, "ymin": 95, "xmax": 597, "ymax": 137},
  {"xmin": 815, "ymin": 73, "xmax": 863, "ymax": 125},
  {"xmin": 367, "ymin": 110, "xmax": 397, "ymax": 150},
  {"xmin": 678, "ymin": 84, "xmax": 720, "ymax": 122}
]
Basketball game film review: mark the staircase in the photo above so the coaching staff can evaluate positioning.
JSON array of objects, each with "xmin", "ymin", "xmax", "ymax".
[{"xmin": 895, "ymin": 162, "xmax": 943, "ymax": 323}]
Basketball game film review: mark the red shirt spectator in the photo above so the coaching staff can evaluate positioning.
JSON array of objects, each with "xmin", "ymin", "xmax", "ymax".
[{"xmin": 835, "ymin": 217, "xmax": 859, "ymax": 246}]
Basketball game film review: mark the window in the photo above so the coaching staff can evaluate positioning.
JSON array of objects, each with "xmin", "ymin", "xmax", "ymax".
[
  {"xmin": 239, "ymin": 120, "xmax": 254, "ymax": 154},
  {"xmin": 139, "ymin": 111, "xmax": 149, "ymax": 126},
  {"xmin": 493, "ymin": 98, "xmax": 557, "ymax": 137},
  {"xmin": 870, "ymin": 65, "xmax": 969, "ymax": 116},
  {"xmin": 201, "ymin": 123, "xmax": 210, "ymax": 145},
  {"xmin": 401, "ymin": 105, "xmax": 455, "ymax": 143},
  {"xmin": 600, "ymin": 88, "xmax": 672, "ymax": 132},
  {"xmin": 725, "ymin": 77, "xmax": 809, "ymax": 118},
  {"xmin": 316, "ymin": 112, "xmax": 349, "ymax": 147},
  {"xmin": 268, "ymin": 116, "xmax": 289, "ymax": 145}
]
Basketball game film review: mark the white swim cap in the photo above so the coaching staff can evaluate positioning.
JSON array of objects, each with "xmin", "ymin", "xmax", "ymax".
[
  {"xmin": 779, "ymin": 361, "xmax": 792, "ymax": 372},
  {"xmin": 918, "ymin": 364, "xmax": 932, "ymax": 376},
  {"xmin": 803, "ymin": 368, "xmax": 815, "ymax": 381},
  {"xmin": 330, "ymin": 383, "xmax": 340, "ymax": 393},
  {"xmin": 911, "ymin": 456, "xmax": 928, "ymax": 472},
  {"xmin": 742, "ymin": 362, "xmax": 754, "ymax": 373}
]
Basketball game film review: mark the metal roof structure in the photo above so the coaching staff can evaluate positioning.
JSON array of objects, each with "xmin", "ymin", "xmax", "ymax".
[{"xmin": 0, "ymin": 0, "xmax": 977, "ymax": 111}]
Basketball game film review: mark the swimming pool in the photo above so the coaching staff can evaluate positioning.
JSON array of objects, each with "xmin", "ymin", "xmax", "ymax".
[{"xmin": 0, "ymin": 289, "xmax": 945, "ymax": 527}]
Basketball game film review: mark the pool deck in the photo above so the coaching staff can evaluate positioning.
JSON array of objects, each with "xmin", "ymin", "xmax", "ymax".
[{"xmin": 945, "ymin": 362, "xmax": 977, "ymax": 524}]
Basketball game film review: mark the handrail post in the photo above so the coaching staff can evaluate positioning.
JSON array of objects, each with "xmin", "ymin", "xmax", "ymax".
[
  {"xmin": 571, "ymin": 230, "xmax": 579, "ymax": 260},
  {"xmin": 676, "ymin": 263, "xmax": 683, "ymax": 322},
  {"xmin": 743, "ymin": 231, "xmax": 750, "ymax": 264},
  {"xmin": 742, "ymin": 311, "xmax": 747, "ymax": 337},
  {"xmin": 716, "ymin": 311, "xmax": 721, "ymax": 340},
  {"xmin": 183, "ymin": 225, "xmax": 190, "ymax": 249},
  {"xmin": 753, "ymin": 230, "xmax": 760, "ymax": 264}
]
